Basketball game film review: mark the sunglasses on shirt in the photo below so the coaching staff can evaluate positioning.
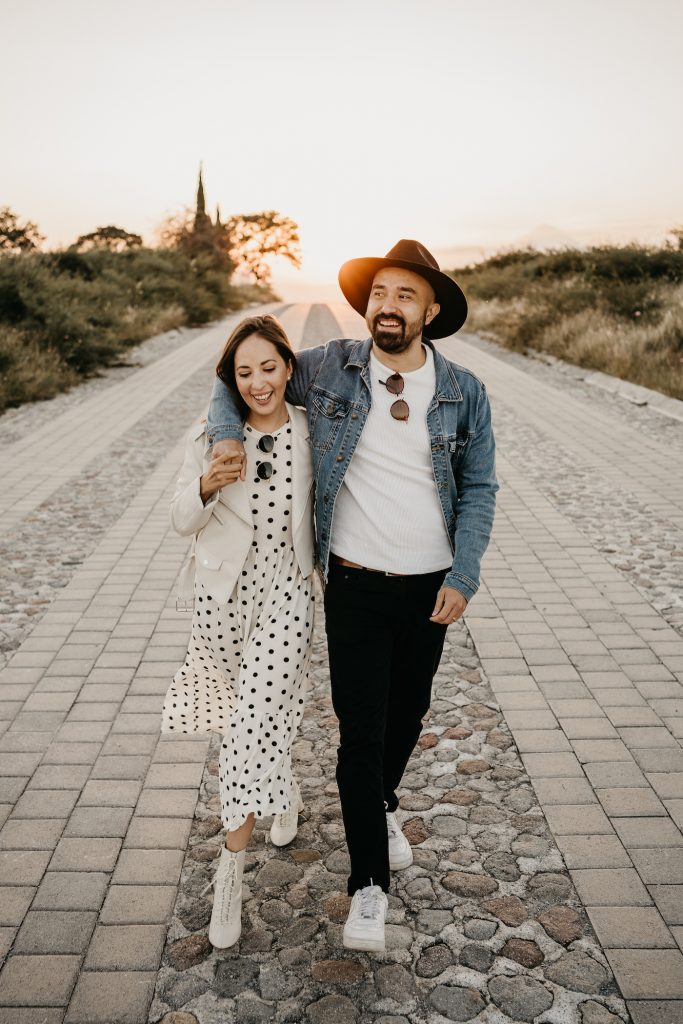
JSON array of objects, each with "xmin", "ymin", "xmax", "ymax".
[
  {"xmin": 379, "ymin": 372, "xmax": 409, "ymax": 422},
  {"xmin": 256, "ymin": 434, "xmax": 274, "ymax": 480}
]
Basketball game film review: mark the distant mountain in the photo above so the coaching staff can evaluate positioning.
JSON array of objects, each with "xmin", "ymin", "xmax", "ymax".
[
  {"xmin": 512, "ymin": 224, "xmax": 579, "ymax": 250},
  {"xmin": 435, "ymin": 227, "xmax": 580, "ymax": 272},
  {"xmin": 433, "ymin": 245, "xmax": 496, "ymax": 270}
]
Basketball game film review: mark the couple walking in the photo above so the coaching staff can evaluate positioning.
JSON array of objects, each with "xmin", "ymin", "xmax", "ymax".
[{"xmin": 162, "ymin": 240, "xmax": 498, "ymax": 953}]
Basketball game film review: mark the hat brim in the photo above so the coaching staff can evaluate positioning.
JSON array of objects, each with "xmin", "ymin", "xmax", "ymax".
[{"xmin": 338, "ymin": 256, "xmax": 468, "ymax": 339}]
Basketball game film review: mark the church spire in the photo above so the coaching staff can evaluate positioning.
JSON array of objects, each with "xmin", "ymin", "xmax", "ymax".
[
  {"xmin": 194, "ymin": 163, "xmax": 210, "ymax": 230},
  {"xmin": 197, "ymin": 163, "xmax": 206, "ymax": 215}
]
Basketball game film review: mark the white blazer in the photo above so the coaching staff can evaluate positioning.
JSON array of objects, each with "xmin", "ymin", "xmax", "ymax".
[{"xmin": 171, "ymin": 403, "xmax": 314, "ymax": 608}]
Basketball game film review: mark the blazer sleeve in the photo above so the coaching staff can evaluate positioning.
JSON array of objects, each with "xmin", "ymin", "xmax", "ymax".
[{"xmin": 169, "ymin": 428, "xmax": 219, "ymax": 537}]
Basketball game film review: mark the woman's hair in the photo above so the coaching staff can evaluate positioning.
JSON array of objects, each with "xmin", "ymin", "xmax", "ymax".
[{"xmin": 215, "ymin": 314, "xmax": 297, "ymax": 415}]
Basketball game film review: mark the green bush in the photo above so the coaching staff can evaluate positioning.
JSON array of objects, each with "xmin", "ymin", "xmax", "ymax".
[
  {"xmin": 0, "ymin": 246, "xmax": 276, "ymax": 413},
  {"xmin": 450, "ymin": 243, "xmax": 683, "ymax": 399}
]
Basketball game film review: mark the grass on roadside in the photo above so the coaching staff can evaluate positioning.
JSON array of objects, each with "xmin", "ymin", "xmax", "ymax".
[
  {"xmin": 0, "ymin": 248, "xmax": 275, "ymax": 414},
  {"xmin": 449, "ymin": 245, "xmax": 683, "ymax": 400}
]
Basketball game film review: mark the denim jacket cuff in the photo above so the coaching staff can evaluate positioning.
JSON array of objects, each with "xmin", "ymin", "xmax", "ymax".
[
  {"xmin": 206, "ymin": 423, "xmax": 244, "ymax": 447},
  {"xmin": 442, "ymin": 570, "xmax": 478, "ymax": 603}
]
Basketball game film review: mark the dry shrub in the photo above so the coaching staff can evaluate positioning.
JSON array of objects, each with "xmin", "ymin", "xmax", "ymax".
[
  {"xmin": 462, "ymin": 280, "xmax": 683, "ymax": 400},
  {"xmin": 0, "ymin": 326, "xmax": 78, "ymax": 409},
  {"xmin": 118, "ymin": 303, "xmax": 187, "ymax": 345}
]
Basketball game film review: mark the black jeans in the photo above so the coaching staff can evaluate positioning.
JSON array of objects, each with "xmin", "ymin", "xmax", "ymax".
[{"xmin": 323, "ymin": 561, "xmax": 448, "ymax": 895}]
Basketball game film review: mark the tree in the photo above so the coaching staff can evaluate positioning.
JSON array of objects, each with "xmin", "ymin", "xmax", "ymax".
[
  {"xmin": 669, "ymin": 226, "xmax": 683, "ymax": 252},
  {"xmin": 156, "ymin": 206, "xmax": 232, "ymax": 269},
  {"xmin": 72, "ymin": 225, "xmax": 143, "ymax": 252},
  {"xmin": 226, "ymin": 211, "xmax": 301, "ymax": 284},
  {"xmin": 0, "ymin": 207, "xmax": 44, "ymax": 254}
]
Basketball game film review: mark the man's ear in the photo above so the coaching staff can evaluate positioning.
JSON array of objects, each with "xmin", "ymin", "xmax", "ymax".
[{"xmin": 425, "ymin": 302, "xmax": 440, "ymax": 326}]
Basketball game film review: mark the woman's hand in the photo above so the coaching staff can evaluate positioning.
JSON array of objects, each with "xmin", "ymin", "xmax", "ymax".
[{"xmin": 200, "ymin": 453, "xmax": 245, "ymax": 503}]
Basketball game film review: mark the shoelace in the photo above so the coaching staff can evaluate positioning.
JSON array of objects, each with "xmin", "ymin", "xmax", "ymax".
[{"xmin": 359, "ymin": 885, "xmax": 383, "ymax": 920}]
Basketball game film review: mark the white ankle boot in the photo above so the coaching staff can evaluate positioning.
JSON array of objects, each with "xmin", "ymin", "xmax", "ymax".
[
  {"xmin": 386, "ymin": 811, "xmax": 413, "ymax": 870},
  {"xmin": 207, "ymin": 846, "xmax": 245, "ymax": 948},
  {"xmin": 343, "ymin": 882, "xmax": 388, "ymax": 951},
  {"xmin": 270, "ymin": 780, "xmax": 304, "ymax": 847}
]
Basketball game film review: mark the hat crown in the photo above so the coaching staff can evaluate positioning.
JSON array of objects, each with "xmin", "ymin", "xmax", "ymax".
[{"xmin": 385, "ymin": 239, "xmax": 440, "ymax": 272}]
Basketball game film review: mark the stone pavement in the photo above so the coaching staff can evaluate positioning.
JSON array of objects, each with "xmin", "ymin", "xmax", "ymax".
[{"xmin": 0, "ymin": 303, "xmax": 682, "ymax": 1023}]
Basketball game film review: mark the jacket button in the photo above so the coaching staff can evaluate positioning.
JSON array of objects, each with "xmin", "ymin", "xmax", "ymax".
[
  {"xmin": 203, "ymin": 559, "xmax": 209, "ymax": 565},
  {"xmin": 327, "ymin": 404, "xmax": 333, "ymax": 414},
  {"xmin": 336, "ymin": 454, "xmax": 344, "ymax": 462},
  {"xmin": 351, "ymin": 412, "xmax": 358, "ymax": 420}
]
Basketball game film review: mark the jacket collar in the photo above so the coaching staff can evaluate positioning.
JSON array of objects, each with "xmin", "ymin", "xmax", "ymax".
[{"xmin": 344, "ymin": 337, "xmax": 463, "ymax": 402}]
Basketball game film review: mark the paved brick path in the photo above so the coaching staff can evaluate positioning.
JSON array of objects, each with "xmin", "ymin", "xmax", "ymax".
[{"xmin": 0, "ymin": 303, "xmax": 681, "ymax": 1023}]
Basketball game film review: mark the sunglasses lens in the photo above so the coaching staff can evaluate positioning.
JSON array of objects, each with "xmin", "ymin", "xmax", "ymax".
[
  {"xmin": 258, "ymin": 434, "xmax": 274, "ymax": 453},
  {"xmin": 390, "ymin": 399, "xmax": 410, "ymax": 421},
  {"xmin": 384, "ymin": 373, "xmax": 404, "ymax": 396},
  {"xmin": 257, "ymin": 462, "xmax": 273, "ymax": 480}
]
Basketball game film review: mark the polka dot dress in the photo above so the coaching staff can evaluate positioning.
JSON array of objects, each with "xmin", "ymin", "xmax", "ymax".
[{"xmin": 163, "ymin": 420, "xmax": 314, "ymax": 832}]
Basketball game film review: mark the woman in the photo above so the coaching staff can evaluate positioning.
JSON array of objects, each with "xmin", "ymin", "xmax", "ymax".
[{"xmin": 162, "ymin": 314, "xmax": 315, "ymax": 948}]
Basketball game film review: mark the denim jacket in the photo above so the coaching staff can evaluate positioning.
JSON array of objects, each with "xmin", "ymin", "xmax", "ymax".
[{"xmin": 207, "ymin": 337, "xmax": 498, "ymax": 601}]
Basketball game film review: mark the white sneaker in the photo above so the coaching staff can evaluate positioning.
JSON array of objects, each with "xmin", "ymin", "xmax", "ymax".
[
  {"xmin": 206, "ymin": 846, "xmax": 245, "ymax": 948},
  {"xmin": 270, "ymin": 780, "xmax": 304, "ymax": 847},
  {"xmin": 342, "ymin": 883, "xmax": 388, "ymax": 952},
  {"xmin": 387, "ymin": 811, "xmax": 413, "ymax": 870}
]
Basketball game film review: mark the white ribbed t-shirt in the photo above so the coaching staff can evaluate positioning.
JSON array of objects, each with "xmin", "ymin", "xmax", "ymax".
[{"xmin": 330, "ymin": 345, "xmax": 453, "ymax": 574}]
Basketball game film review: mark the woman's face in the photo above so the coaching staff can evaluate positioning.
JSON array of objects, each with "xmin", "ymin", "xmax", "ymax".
[{"xmin": 234, "ymin": 333, "xmax": 291, "ymax": 420}]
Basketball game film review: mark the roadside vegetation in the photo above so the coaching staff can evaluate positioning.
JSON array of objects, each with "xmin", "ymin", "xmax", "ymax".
[
  {"xmin": 0, "ymin": 185, "xmax": 301, "ymax": 414},
  {"xmin": 449, "ymin": 234, "xmax": 683, "ymax": 400}
]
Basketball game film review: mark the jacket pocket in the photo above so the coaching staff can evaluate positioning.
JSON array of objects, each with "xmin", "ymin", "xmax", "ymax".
[
  {"xmin": 448, "ymin": 432, "xmax": 472, "ymax": 463},
  {"xmin": 310, "ymin": 392, "xmax": 348, "ymax": 451}
]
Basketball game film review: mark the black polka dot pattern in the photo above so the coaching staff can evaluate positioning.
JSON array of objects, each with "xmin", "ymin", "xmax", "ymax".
[{"xmin": 161, "ymin": 421, "xmax": 315, "ymax": 831}]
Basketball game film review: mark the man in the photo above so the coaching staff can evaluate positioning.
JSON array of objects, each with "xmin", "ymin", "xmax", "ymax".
[{"xmin": 207, "ymin": 240, "xmax": 498, "ymax": 951}]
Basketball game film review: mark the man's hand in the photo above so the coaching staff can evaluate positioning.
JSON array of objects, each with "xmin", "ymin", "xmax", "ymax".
[
  {"xmin": 430, "ymin": 586, "xmax": 467, "ymax": 625},
  {"xmin": 212, "ymin": 439, "xmax": 246, "ymax": 481},
  {"xmin": 200, "ymin": 453, "xmax": 244, "ymax": 503}
]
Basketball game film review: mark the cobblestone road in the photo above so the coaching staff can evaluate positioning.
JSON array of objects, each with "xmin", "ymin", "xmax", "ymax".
[{"xmin": 0, "ymin": 304, "xmax": 681, "ymax": 1024}]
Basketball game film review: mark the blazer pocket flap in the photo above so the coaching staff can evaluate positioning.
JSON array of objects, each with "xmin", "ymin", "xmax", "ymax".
[{"xmin": 196, "ymin": 552, "xmax": 223, "ymax": 570}]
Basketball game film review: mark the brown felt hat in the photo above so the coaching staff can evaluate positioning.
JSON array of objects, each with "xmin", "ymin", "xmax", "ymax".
[{"xmin": 338, "ymin": 238, "xmax": 468, "ymax": 339}]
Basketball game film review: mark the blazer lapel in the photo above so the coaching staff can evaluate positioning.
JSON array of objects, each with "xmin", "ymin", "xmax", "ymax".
[
  {"xmin": 217, "ymin": 479, "xmax": 252, "ymax": 525},
  {"xmin": 289, "ymin": 405, "xmax": 313, "ymax": 533}
]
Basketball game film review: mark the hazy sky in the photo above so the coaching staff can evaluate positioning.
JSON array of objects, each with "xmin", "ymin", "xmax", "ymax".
[{"xmin": 3, "ymin": 0, "xmax": 682, "ymax": 296}]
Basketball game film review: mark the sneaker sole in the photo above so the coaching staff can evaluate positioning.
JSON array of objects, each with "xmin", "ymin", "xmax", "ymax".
[
  {"xmin": 269, "ymin": 830, "xmax": 297, "ymax": 847},
  {"xmin": 343, "ymin": 932, "xmax": 386, "ymax": 952}
]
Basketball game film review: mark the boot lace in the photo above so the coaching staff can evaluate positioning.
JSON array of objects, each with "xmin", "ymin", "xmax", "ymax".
[
  {"xmin": 200, "ymin": 853, "xmax": 239, "ymax": 921},
  {"xmin": 275, "ymin": 804, "xmax": 298, "ymax": 830}
]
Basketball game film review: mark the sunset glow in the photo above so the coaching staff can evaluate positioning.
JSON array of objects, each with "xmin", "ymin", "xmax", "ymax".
[{"xmin": 3, "ymin": 0, "xmax": 682, "ymax": 298}]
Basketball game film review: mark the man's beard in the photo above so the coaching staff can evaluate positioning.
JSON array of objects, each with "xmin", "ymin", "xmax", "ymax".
[{"xmin": 370, "ymin": 313, "xmax": 426, "ymax": 353}]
